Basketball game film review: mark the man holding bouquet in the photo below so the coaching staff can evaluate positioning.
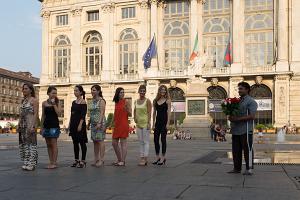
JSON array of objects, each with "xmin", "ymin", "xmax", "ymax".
[{"xmin": 227, "ymin": 82, "xmax": 258, "ymax": 175}]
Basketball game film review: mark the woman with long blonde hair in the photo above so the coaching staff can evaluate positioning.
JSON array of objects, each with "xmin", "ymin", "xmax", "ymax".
[{"xmin": 152, "ymin": 85, "xmax": 171, "ymax": 165}]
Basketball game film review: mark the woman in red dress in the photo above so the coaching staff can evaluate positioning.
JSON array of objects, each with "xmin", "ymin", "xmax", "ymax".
[{"xmin": 112, "ymin": 87, "xmax": 131, "ymax": 166}]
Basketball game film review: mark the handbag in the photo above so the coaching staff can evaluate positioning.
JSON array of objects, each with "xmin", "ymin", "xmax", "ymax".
[{"xmin": 42, "ymin": 128, "xmax": 60, "ymax": 138}]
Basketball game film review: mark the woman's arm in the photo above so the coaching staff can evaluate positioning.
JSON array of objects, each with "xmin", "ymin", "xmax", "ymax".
[
  {"xmin": 147, "ymin": 99, "xmax": 152, "ymax": 129},
  {"xmin": 152, "ymin": 100, "xmax": 156, "ymax": 129},
  {"xmin": 40, "ymin": 102, "xmax": 45, "ymax": 129},
  {"xmin": 166, "ymin": 99, "xmax": 171, "ymax": 127},
  {"xmin": 53, "ymin": 98, "xmax": 61, "ymax": 116},
  {"xmin": 78, "ymin": 100, "xmax": 87, "ymax": 132},
  {"xmin": 133, "ymin": 100, "xmax": 137, "ymax": 123},
  {"xmin": 31, "ymin": 98, "xmax": 39, "ymax": 130},
  {"xmin": 97, "ymin": 99, "xmax": 106, "ymax": 129},
  {"xmin": 125, "ymin": 100, "xmax": 132, "ymax": 116}
]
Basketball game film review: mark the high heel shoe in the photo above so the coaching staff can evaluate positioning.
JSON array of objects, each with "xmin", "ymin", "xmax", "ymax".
[
  {"xmin": 71, "ymin": 160, "xmax": 79, "ymax": 167},
  {"xmin": 152, "ymin": 158, "xmax": 161, "ymax": 165},
  {"xmin": 157, "ymin": 159, "xmax": 166, "ymax": 165},
  {"xmin": 77, "ymin": 160, "xmax": 86, "ymax": 168}
]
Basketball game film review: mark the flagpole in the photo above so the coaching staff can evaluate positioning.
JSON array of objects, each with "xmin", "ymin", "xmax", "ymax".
[{"xmin": 154, "ymin": 33, "xmax": 159, "ymax": 70}]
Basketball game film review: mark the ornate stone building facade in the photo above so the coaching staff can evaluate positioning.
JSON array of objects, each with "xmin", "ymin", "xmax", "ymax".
[
  {"xmin": 38, "ymin": 0, "xmax": 300, "ymax": 128},
  {"xmin": 0, "ymin": 68, "xmax": 39, "ymax": 120}
]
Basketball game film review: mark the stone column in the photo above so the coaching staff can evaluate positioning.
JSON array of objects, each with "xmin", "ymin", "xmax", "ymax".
[
  {"xmin": 157, "ymin": 1, "xmax": 165, "ymax": 71},
  {"xmin": 276, "ymin": 0, "xmax": 289, "ymax": 71},
  {"xmin": 101, "ymin": 3, "xmax": 115, "ymax": 81},
  {"xmin": 290, "ymin": 0, "xmax": 300, "ymax": 74},
  {"xmin": 40, "ymin": 10, "xmax": 51, "ymax": 85},
  {"xmin": 148, "ymin": 0, "xmax": 158, "ymax": 75},
  {"xmin": 274, "ymin": 75, "xmax": 290, "ymax": 127},
  {"xmin": 190, "ymin": 0, "xmax": 198, "ymax": 55},
  {"xmin": 229, "ymin": 77, "xmax": 244, "ymax": 98},
  {"xmin": 138, "ymin": 0, "xmax": 150, "ymax": 77},
  {"xmin": 198, "ymin": 0, "xmax": 204, "ymax": 56},
  {"xmin": 231, "ymin": 0, "xmax": 244, "ymax": 74},
  {"xmin": 70, "ymin": 7, "xmax": 82, "ymax": 83}
]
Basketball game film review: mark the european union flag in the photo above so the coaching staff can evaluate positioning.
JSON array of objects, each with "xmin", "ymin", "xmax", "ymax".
[{"xmin": 143, "ymin": 35, "xmax": 157, "ymax": 69}]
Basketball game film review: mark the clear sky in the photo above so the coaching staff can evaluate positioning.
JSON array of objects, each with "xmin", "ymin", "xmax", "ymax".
[{"xmin": 0, "ymin": 1, "xmax": 42, "ymax": 77}]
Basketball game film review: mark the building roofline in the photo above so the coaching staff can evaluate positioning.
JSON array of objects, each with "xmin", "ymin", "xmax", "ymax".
[{"xmin": 0, "ymin": 67, "xmax": 40, "ymax": 84}]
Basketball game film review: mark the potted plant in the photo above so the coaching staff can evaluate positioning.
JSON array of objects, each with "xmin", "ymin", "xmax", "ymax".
[
  {"xmin": 105, "ymin": 113, "xmax": 114, "ymax": 134},
  {"xmin": 255, "ymin": 124, "xmax": 266, "ymax": 133},
  {"xmin": 36, "ymin": 118, "xmax": 41, "ymax": 134},
  {"xmin": 266, "ymin": 124, "xmax": 275, "ymax": 133},
  {"xmin": 178, "ymin": 113, "xmax": 186, "ymax": 126}
]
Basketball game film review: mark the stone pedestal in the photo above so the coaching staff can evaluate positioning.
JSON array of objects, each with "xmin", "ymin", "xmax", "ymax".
[
  {"xmin": 181, "ymin": 77, "xmax": 210, "ymax": 138},
  {"xmin": 274, "ymin": 75, "xmax": 290, "ymax": 127}
]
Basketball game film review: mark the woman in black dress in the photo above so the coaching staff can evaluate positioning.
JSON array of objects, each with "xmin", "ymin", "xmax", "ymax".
[
  {"xmin": 152, "ymin": 85, "xmax": 171, "ymax": 165},
  {"xmin": 41, "ymin": 86, "xmax": 61, "ymax": 169},
  {"xmin": 69, "ymin": 85, "xmax": 87, "ymax": 168}
]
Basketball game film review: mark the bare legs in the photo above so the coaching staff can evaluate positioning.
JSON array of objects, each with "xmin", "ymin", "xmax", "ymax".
[
  {"xmin": 45, "ymin": 138, "xmax": 58, "ymax": 169},
  {"xmin": 112, "ymin": 138, "xmax": 127, "ymax": 166},
  {"xmin": 92, "ymin": 141, "xmax": 105, "ymax": 167}
]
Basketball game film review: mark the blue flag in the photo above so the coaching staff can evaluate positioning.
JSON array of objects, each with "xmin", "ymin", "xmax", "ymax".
[{"xmin": 143, "ymin": 35, "xmax": 157, "ymax": 69}]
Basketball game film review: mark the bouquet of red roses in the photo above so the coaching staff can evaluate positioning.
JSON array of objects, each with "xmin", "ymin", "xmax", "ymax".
[{"xmin": 221, "ymin": 97, "xmax": 241, "ymax": 116}]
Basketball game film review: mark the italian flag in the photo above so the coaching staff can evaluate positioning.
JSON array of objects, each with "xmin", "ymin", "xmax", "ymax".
[{"xmin": 189, "ymin": 32, "xmax": 199, "ymax": 64}]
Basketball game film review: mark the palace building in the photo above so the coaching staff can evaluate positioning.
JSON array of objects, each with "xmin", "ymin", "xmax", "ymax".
[
  {"xmin": 38, "ymin": 0, "xmax": 300, "ymax": 130},
  {"xmin": 0, "ymin": 68, "xmax": 39, "ymax": 120}
]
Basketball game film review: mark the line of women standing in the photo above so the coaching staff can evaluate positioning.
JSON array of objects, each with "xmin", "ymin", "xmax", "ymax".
[{"xmin": 18, "ymin": 83, "xmax": 171, "ymax": 171}]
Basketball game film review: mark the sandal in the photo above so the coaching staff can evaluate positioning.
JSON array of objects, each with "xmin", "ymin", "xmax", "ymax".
[
  {"xmin": 70, "ymin": 160, "xmax": 79, "ymax": 168},
  {"xmin": 95, "ymin": 160, "xmax": 104, "ymax": 167},
  {"xmin": 114, "ymin": 161, "xmax": 125, "ymax": 166},
  {"xmin": 77, "ymin": 160, "xmax": 86, "ymax": 168}
]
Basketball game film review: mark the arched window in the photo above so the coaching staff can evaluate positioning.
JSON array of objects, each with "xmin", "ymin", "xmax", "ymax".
[
  {"xmin": 207, "ymin": 86, "xmax": 227, "ymax": 100},
  {"xmin": 250, "ymin": 84, "xmax": 272, "ymax": 98},
  {"xmin": 83, "ymin": 31, "xmax": 103, "ymax": 76},
  {"xmin": 250, "ymin": 84, "xmax": 272, "ymax": 124},
  {"xmin": 119, "ymin": 28, "xmax": 138, "ymax": 74},
  {"xmin": 203, "ymin": 0, "xmax": 230, "ymax": 68},
  {"xmin": 53, "ymin": 35, "xmax": 71, "ymax": 78},
  {"xmin": 164, "ymin": 0, "xmax": 190, "ymax": 71},
  {"xmin": 168, "ymin": 87, "xmax": 185, "ymax": 102},
  {"xmin": 207, "ymin": 86, "xmax": 227, "ymax": 125},
  {"xmin": 245, "ymin": 0, "xmax": 274, "ymax": 67}
]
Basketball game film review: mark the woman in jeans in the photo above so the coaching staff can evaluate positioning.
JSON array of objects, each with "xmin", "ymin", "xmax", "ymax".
[{"xmin": 134, "ymin": 85, "xmax": 152, "ymax": 166}]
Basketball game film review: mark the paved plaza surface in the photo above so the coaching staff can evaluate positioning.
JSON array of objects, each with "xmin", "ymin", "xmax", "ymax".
[{"xmin": 0, "ymin": 133, "xmax": 300, "ymax": 200}]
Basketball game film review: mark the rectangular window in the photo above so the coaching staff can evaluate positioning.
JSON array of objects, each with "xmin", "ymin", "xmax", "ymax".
[
  {"xmin": 87, "ymin": 10, "xmax": 99, "ymax": 21},
  {"xmin": 121, "ymin": 7, "xmax": 136, "ymax": 19},
  {"xmin": 56, "ymin": 14, "xmax": 68, "ymax": 26}
]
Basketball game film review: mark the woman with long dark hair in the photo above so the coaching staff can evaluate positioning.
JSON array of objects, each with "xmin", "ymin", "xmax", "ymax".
[
  {"xmin": 89, "ymin": 85, "xmax": 106, "ymax": 167},
  {"xmin": 152, "ymin": 85, "xmax": 171, "ymax": 165},
  {"xmin": 69, "ymin": 85, "xmax": 88, "ymax": 168},
  {"xmin": 112, "ymin": 87, "xmax": 131, "ymax": 166},
  {"xmin": 19, "ymin": 83, "xmax": 39, "ymax": 171},
  {"xmin": 41, "ymin": 86, "xmax": 61, "ymax": 169}
]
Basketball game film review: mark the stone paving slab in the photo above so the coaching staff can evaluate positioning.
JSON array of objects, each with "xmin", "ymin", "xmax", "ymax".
[{"xmin": 0, "ymin": 134, "xmax": 299, "ymax": 200}]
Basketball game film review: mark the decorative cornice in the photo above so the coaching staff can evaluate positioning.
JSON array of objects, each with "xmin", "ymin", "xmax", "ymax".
[
  {"xmin": 101, "ymin": 2, "xmax": 115, "ymax": 13},
  {"xmin": 40, "ymin": 10, "xmax": 51, "ymax": 19},
  {"xmin": 275, "ymin": 74, "xmax": 290, "ymax": 81},
  {"xmin": 157, "ymin": 0, "xmax": 166, "ymax": 8},
  {"xmin": 71, "ymin": 7, "xmax": 82, "ymax": 16},
  {"xmin": 138, "ymin": 0, "xmax": 149, "ymax": 9}
]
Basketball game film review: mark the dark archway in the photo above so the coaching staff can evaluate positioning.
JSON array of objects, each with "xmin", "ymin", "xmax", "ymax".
[
  {"xmin": 250, "ymin": 84, "xmax": 272, "ymax": 125},
  {"xmin": 168, "ymin": 87, "xmax": 185, "ymax": 126},
  {"xmin": 207, "ymin": 86, "xmax": 227, "ymax": 126}
]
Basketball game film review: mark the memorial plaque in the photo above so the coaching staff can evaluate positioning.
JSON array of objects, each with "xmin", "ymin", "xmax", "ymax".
[{"xmin": 187, "ymin": 100, "xmax": 205, "ymax": 115}]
